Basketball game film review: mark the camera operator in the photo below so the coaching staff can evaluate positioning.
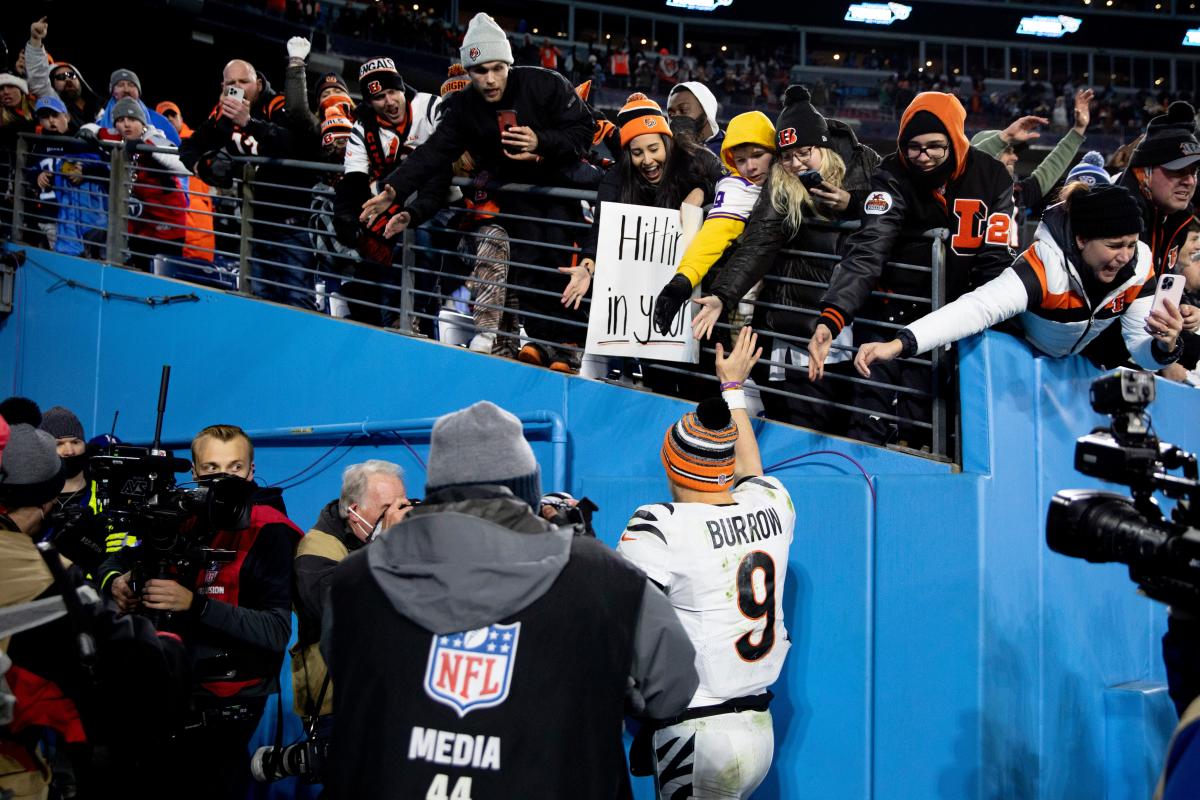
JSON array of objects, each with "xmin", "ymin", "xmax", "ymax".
[
  {"xmin": 291, "ymin": 460, "xmax": 412, "ymax": 740},
  {"xmin": 1, "ymin": 421, "xmax": 189, "ymax": 798},
  {"xmin": 98, "ymin": 424, "xmax": 302, "ymax": 799}
]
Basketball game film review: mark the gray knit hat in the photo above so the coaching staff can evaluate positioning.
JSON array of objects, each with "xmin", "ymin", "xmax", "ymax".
[
  {"xmin": 461, "ymin": 13, "xmax": 514, "ymax": 69},
  {"xmin": 425, "ymin": 401, "xmax": 540, "ymax": 509},
  {"xmin": 112, "ymin": 97, "xmax": 147, "ymax": 126},
  {"xmin": 0, "ymin": 424, "xmax": 66, "ymax": 509},
  {"xmin": 39, "ymin": 406, "xmax": 84, "ymax": 441},
  {"xmin": 109, "ymin": 68, "xmax": 142, "ymax": 96}
]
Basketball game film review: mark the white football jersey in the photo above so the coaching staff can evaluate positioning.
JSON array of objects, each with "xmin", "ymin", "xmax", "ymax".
[
  {"xmin": 706, "ymin": 175, "xmax": 761, "ymax": 224},
  {"xmin": 617, "ymin": 475, "xmax": 795, "ymax": 707}
]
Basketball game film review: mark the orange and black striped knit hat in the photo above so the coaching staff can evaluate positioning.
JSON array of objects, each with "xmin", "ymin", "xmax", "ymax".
[
  {"xmin": 441, "ymin": 63, "xmax": 469, "ymax": 97},
  {"xmin": 618, "ymin": 93, "xmax": 673, "ymax": 148},
  {"xmin": 661, "ymin": 399, "xmax": 738, "ymax": 492}
]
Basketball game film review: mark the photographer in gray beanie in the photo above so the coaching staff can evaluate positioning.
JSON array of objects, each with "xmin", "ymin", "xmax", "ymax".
[
  {"xmin": 325, "ymin": 400, "xmax": 698, "ymax": 799},
  {"xmin": 0, "ymin": 423, "xmax": 65, "ymax": 529}
]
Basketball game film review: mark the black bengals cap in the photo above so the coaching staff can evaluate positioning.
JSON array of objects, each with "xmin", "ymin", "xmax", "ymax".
[{"xmin": 1130, "ymin": 101, "xmax": 1200, "ymax": 171}]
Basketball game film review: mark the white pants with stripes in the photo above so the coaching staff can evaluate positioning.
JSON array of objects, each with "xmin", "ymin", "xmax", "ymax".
[{"xmin": 651, "ymin": 709, "xmax": 774, "ymax": 799}]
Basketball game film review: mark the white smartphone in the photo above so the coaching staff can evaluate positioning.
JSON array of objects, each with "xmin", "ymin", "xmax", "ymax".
[
  {"xmin": 225, "ymin": 85, "xmax": 245, "ymax": 101},
  {"xmin": 1150, "ymin": 273, "xmax": 1185, "ymax": 318}
]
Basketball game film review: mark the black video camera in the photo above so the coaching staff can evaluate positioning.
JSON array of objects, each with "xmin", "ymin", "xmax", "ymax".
[
  {"xmin": 47, "ymin": 367, "xmax": 257, "ymax": 627},
  {"xmin": 1046, "ymin": 370, "xmax": 1200, "ymax": 610}
]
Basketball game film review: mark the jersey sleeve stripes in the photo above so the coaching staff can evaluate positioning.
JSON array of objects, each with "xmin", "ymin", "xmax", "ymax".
[{"xmin": 706, "ymin": 176, "xmax": 760, "ymax": 223}]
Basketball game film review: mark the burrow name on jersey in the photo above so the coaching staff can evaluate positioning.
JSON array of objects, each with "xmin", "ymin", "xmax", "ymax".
[
  {"xmin": 408, "ymin": 727, "xmax": 501, "ymax": 771},
  {"xmin": 707, "ymin": 507, "xmax": 784, "ymax": 550}
]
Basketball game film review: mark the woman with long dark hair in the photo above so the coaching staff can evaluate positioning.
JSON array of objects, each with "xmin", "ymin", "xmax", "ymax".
[{"xmin": 562, "ymin": 93, "xmax": 723, "ymax": 391}]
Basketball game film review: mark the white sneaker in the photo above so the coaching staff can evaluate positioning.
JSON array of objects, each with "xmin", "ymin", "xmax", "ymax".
[{"xmin": 469, "ymin": 332, "xmax": 496, "ymax": 353}]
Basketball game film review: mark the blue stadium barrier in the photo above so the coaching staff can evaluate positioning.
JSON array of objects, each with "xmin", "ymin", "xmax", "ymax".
[{"xmin": 3, "ymin": 244, "xmax": 1197, "ymax": 799}]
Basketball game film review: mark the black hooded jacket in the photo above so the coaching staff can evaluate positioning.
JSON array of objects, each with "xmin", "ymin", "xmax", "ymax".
[
  {"xmin": 817, "ymin": 93, "xmax": 1016, "ymax": 337},
  {"xmin": 705, "ymin": 120, "xmax": 881, "ymax": 334}
]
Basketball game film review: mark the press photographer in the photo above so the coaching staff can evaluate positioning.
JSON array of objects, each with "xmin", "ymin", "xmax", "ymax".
[
  {"xmin": 263, "ymin": 460, "xmax": 414, "ymax": 785},
  {"xmin": 97, "ymin": 423, "xmax": 302, "ymax": 799},
  {"xmin": 1045, "ymin": 369, "xmax": 1200, "ymax": 798},
  {"xmin": 0, "ymin": 417, "xmax": 189, "ymax": 798}
]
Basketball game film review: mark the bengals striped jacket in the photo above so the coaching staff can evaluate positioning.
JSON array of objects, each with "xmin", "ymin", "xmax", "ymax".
[{"xmin": 900, "ymin": 205, "xmax": 1179, "ymax": 369}]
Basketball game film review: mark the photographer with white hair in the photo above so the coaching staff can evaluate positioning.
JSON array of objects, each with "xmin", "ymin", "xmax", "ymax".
[{"xmin": 292, "ymin": 460, "xmax": 413, "ymax": 734}]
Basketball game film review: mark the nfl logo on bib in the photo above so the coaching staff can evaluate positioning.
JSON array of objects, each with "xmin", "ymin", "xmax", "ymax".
[{"xmin": 424, "ymin": 622, "xmax": 521, "ymax": 716}]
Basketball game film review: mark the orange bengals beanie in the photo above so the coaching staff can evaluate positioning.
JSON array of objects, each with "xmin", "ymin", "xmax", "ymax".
[
  {"xmin": 618, "ymin": 93, "xmax": 673, "ymax": 149},
  {"xmin": 662, "ymin": 398, "xmax": 738, "ymax": 492}
]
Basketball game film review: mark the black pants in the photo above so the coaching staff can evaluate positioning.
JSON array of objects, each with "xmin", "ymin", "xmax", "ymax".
[
  {"xmin": 844, "ymin": 323, "xmax": 932, "ymax": 449},
  {"xmin": 756, "ymin": 346, "xmax": 854, "ymax": 436},
  {"xmin": 340, "ymin": 255, "xmax": 403, "ymax": 328},
  {"xmin": 501, "ymin": 192, "xmax": 587, "ymax": 347}
]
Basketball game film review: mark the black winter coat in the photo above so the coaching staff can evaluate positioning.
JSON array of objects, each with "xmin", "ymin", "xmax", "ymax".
[
  {"xmin": 818, "ymin": 147, "xmax": 1016, "ymax": 336},
  {"xmin": 706, "ymin": 121, "xmax": 880, "ymax": 335},
  {"xmin": 383, "ymin": 66, "xmax": 594, "ymax": 206},
  {"xmin": 180, "ymin": 89, "xmax": 321, "ymax": 223}
]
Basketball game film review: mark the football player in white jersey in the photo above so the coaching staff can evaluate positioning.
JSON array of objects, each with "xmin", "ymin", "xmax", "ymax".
[{"xmin": 618, "ymin": 327, "xmax": 795, "ymax": 799}]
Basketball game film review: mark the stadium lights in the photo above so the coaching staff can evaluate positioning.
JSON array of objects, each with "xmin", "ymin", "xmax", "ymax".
[
  {"xmin": 665, "ymin": 0, "xmax": 733, "ymax": 10},
  {"xmin": 844, "ymin": 2, "xmax": 912, "ymax": 25},
  {"xmin": 1184, "ymin": 28, "xmax": 1200, "ymax": 45},
  {"xmin": 1016, "ymin": 15, "xmax": 1082, "ymax": 38}
]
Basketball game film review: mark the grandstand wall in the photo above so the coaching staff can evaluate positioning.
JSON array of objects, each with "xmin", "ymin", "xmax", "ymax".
[{"xmin": 3, "ymin": 244, "xmax": 1197, "ymax": 798}]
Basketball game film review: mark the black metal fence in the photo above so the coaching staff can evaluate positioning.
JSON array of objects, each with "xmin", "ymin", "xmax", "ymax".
[{"xmin": 3, "ymin": 132, "xmax": 954, "ymax": 459}]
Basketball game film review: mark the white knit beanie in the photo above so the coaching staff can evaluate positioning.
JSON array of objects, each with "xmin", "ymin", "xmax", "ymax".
[
  {"xmin": 669, "ymin": 81, "xmax": 720, "ymax": 139},
  {"xmin": 0, "ymin": 73, "xmax": 29, "ymax": 95},
  {"xmin": 461, "ymin": 13, "xmax": 513, "ymax": 68}
]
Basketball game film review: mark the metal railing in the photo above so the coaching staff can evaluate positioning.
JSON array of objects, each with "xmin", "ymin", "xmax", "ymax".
[{"xmin": 4, "ymin": 132, "xmax": 955, "ymax": 460}]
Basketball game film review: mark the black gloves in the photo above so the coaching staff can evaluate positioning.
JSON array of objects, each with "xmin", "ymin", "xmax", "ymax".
[{"xmin": 653, "ymin": 273, "xmax": 693, "ymax": 335}]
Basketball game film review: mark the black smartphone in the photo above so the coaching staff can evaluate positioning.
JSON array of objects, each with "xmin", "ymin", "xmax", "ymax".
[{"xmin": 797, "ymin": 169, "xmax": 824, "ymax": 191}]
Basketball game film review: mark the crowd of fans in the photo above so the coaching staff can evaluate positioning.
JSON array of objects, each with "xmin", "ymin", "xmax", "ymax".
[
  {"xmin": 2, "ymin": 7, "xmax": 1200, "ymax": 799},
  {"xmin": 0, "ymin": 8, "xmax": 1198, "ymax": 451}
]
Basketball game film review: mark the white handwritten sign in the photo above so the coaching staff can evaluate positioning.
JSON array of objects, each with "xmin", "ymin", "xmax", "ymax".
[{"xmin": 584, "ymin": 201, "xmax": 704, "ymax": 362}]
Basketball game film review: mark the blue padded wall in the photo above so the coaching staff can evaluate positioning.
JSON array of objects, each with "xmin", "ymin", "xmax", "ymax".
[{"xmin": 3, "ymin": 246, "xmax": 1197, "ymax": 799}]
